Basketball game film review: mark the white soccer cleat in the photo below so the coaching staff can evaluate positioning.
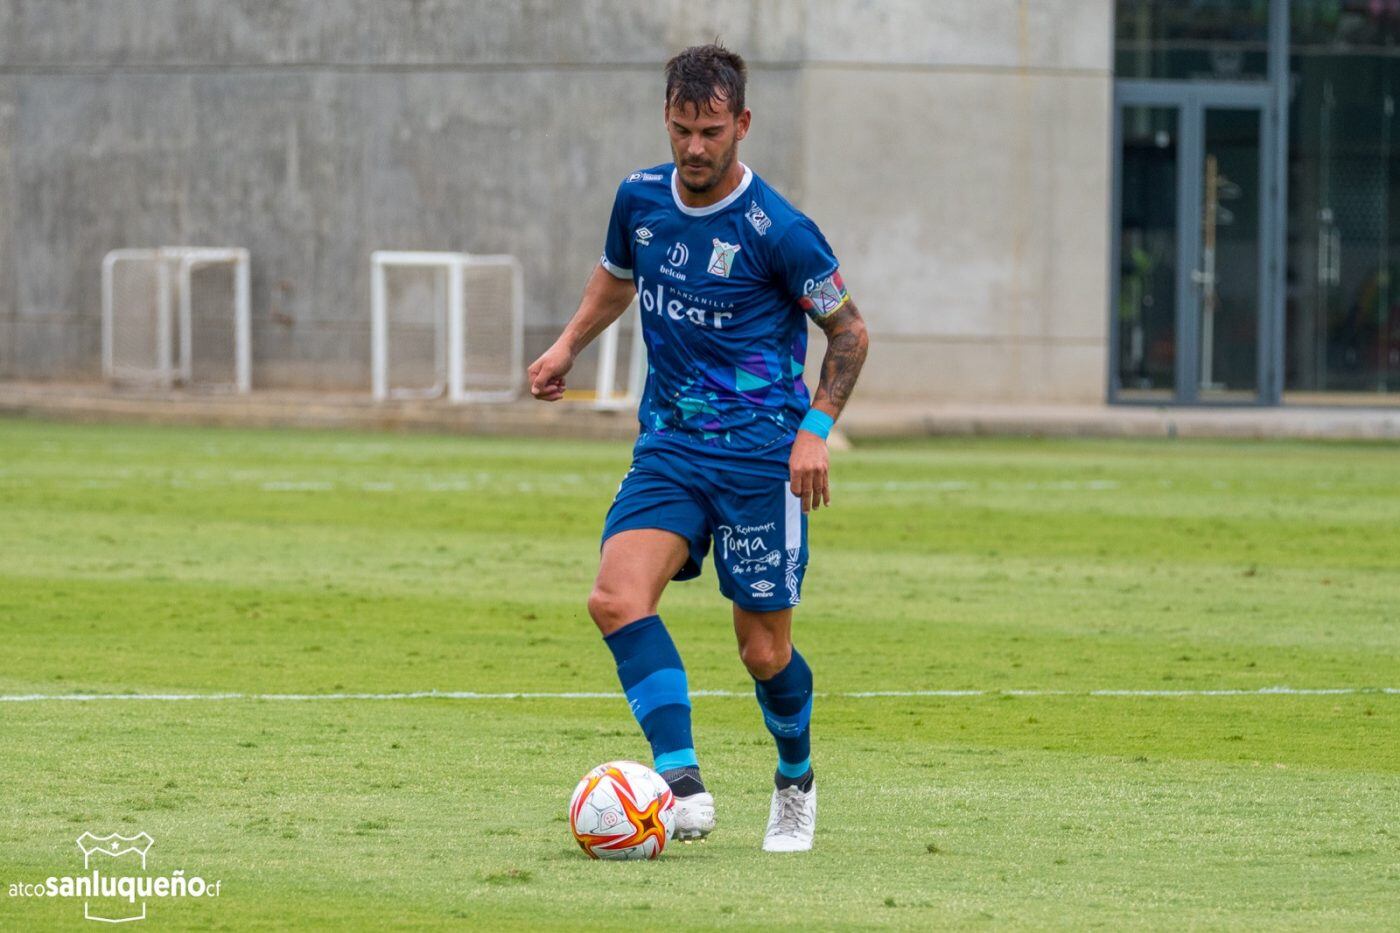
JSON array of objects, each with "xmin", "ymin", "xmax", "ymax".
[
  {"xmin": 670, "ymin": 791, "xmax": 716, "ymax": 841},
  {"xmin": 762, "ymin": 782, "xmax": 816, "ymax": 852}
]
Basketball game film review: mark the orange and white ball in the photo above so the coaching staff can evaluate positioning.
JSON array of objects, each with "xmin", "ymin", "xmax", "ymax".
[{"xmin": 568, "ymin": 760, "xmax": 676, "ymax": 860}]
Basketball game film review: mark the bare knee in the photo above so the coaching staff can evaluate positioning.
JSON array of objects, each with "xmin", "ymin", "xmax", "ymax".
[
  {"xmin": 586, "ymin": 585, "xmax": 649, "ymax": 636},
  {"xmin": 739, "ymin": 637, "xmax": 792, "ymax": 681}
]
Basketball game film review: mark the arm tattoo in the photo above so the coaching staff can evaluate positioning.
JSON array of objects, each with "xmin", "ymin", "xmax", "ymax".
[{"xmin": 811, "ymin": 301, "xmax": 869, "ymax": 415}]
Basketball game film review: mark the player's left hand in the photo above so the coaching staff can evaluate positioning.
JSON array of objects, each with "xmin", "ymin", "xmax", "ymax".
[{"xmin": 789, "ymin": 430, "xmax": 830, "ymax": 513}]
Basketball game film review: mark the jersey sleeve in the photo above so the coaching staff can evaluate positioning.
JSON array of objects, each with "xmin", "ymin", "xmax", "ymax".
[
  {"xmin": 772, "ymin": 216, "xmax": 850, "ymax": 322},
  {"xmin": 600, "ymin": 181, "xmax": 634, "ymax": 280}
]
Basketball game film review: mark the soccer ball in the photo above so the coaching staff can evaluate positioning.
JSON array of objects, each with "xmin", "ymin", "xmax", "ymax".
[{"xmin": 568, "ymin": 760, "xmax": 675, "ymax": 860}]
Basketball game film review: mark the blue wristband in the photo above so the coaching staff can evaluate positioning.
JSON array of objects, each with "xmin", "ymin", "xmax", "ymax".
[{"xmin": 798, "ymin": 408, "xmax": 834, "ymax": 440}]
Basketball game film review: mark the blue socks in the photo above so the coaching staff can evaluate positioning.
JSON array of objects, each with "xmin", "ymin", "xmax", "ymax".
[
  {"xmin": 603, "ymin": 615, "xmax": 697, "ymax": 773},
  {"xmin": 604, "ymin": 616, "xmax": 813, "ymax": 786},
  {"xmin": 753, "ymin": 648, "xmax": 814, "ymax": 780}
]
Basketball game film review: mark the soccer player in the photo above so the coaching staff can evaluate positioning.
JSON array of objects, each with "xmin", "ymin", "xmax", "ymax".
[{"xmin": 528, "ymin": 43, "xmax": 868, "ymax": 853}]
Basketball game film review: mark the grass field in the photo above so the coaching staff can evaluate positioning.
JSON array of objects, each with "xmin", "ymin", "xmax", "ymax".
[{"xmin": 0, "ymin": 417, "xmax": 1397, "ymax": 930}]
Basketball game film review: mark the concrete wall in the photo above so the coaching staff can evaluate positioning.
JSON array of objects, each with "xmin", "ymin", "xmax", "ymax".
[
  {"xmin": 799, "ymin": 0, "xmax": 1114, "ymax": 402},
  {"xmin": 0, "ymin": 73, "xmax": 15, "ymax": 379},
  {"xmin": 0, "ymin": 0, "xmax": 1113, "ymax": 402}
]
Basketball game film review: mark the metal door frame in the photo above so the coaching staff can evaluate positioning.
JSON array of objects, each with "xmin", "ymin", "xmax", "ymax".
[
  {"xmin": 1110, "ymin": 80, "xmax": 1278, "ymax": 405},
  {"xmin": 1108, "ymin": 0, "xmax": 1290, "ymax": 406}
]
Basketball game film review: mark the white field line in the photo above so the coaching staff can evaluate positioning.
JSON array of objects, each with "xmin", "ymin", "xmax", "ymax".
[{"xmin": 0, "ymin": 686, "xmax": 1395, "ymax": 703}]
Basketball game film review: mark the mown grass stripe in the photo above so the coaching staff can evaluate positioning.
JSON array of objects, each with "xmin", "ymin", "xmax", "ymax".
[{"xmin": 1, "ymin": 686, "xmax": 1395, "ymax": 702}]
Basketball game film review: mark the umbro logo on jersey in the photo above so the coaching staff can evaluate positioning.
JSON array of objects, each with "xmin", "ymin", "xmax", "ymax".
[
  {"xmin": 708, "ymin": 239, "xmax": 741, "ymax": 278},
  {"xmin": 635, "ymin": 227, "xmax": 653, "ymax": 247}
]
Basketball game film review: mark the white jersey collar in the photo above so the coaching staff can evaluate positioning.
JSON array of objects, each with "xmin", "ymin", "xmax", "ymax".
[{"xmin": 670, "ymin": 163, "xmax": 753, "ymax": 217}]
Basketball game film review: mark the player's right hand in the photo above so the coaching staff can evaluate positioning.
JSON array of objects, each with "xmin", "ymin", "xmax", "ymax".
[
  {"xmin": 527, "ymin": 343, "xmax": 574, "ymax": 401},
  {"xmin": 789, "ymin": 429, "xmax": 831, "ymax": 513}
]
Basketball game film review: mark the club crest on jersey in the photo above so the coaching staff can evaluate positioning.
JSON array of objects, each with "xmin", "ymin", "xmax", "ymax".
[
  {"xmin": 707, "ymin": 239, "xmax": 741, "ymax": 278},
  {"xmin": 635, "ymin": 226, "xmax": 653, "ymax": 247}
]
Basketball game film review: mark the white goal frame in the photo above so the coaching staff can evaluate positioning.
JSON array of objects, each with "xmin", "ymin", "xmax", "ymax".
[
  {"xmin": 370, "ymin": 250, "xmax": 524, "ymax": 403},
  {"xmin": 101, "ymin": 246, "xmax": 251, "ymax": 392},
  {"xmin": 592, "ymin": 297, "xmax": 646, "ymax": 410}
]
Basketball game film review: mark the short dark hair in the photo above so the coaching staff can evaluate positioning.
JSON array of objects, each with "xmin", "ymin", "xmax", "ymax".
[{"xmin": 664, "ymin": 43, "xmax": 747, "ymax": 116}]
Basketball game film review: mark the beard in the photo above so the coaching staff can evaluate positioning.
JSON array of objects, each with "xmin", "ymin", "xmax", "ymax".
[{"xmin": 676, "ymin": 141, "xmax": 736, "ymax": 194}]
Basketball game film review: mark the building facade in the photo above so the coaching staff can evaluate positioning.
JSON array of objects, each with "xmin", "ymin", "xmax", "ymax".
[{"xmin": 0, "ymin": 2, "xmax": 1394, "ymax": 407}]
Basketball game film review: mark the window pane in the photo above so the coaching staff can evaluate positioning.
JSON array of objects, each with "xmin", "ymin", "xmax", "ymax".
[
  {"xmin": 1118, "ymin": 106, "xmax": 1179, "ymax": 397},
  {"xmin": 1200, "ymin": 108, "xmax": 1262, "ymax": 399},
  {"xmin": 1292, "ymin": 1, "xmax": 1400, "ymax": 48},
  {"xmin": 1286, "ymin": 3, "xmax": 1400, "ymax": 396},
  {"xmin": 1116, "ymin": 0, "xmax": 1271, "ymax": 81}
]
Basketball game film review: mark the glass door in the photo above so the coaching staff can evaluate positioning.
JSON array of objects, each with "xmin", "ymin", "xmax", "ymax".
[
  {"xmin": 1195, "ymin": 105, "xmax": 1265, "ymax": 401},
  {"xmin": 1116, "ymin": 104, "xmax": 1180, "ymax": 400},
  {"xmin": 1113, "ymin": 83, "xmax": 1276, "ymax": 404}
]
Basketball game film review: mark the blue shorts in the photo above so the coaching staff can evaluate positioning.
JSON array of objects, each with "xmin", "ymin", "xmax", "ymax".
[{"xmin": 601, "ymin": 447, "xmax": 809, "ymax": 611}]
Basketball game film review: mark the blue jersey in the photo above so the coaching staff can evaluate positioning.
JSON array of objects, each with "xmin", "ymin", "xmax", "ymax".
[{"xmin": 601, "ymin": 162, "xmax": 849, "ymax": 476}]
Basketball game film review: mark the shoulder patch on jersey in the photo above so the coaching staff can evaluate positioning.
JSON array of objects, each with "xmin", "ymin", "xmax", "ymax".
[
  {"xmin": 799, "ymin": 271, "xmax": 849, "ymax": 320},
  {"xmin": 745, "ymin": 201, "xmax": 772, "ymax": 237},
  {"xmin": 626, "ymin": 171, "xmax": 666, "ymax": 183}
]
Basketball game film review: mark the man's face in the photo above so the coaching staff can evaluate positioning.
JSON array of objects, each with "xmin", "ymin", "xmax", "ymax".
[{"xmin": 665, "ymin": 95, "xmax": 751, "ymax": 195}]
